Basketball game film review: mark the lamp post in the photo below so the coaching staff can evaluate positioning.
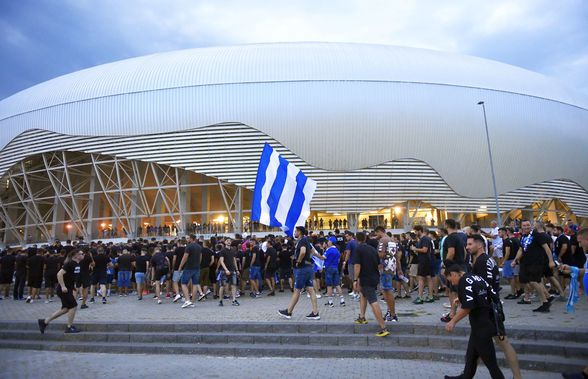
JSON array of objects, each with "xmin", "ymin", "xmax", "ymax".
[{"xmin": 477, "ymin": 101, "xmax": 502, "ymax": 226}]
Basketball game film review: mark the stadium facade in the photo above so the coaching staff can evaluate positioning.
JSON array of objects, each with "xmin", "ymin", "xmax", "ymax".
[{"xmin": 0, "ymin": 42, "xmax": 587, "ymax": 245}]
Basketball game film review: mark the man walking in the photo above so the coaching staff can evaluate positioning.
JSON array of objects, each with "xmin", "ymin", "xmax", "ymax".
[
  {"xmin": 375, "ymin": 226, "xmax": 399, "ymax": 322},
  {"xmin": 323, "ymin": 237, "xmax": 345, "ymax": 307},
  {"xmin": 352, "ymin": 232, "xmax": 390, "ymax": 337},
  {"xmin": 278, "ymin": 226, "xmax": 320, "ymax": 320},
  {"xmin": 178, "ymin": 234, "xmax": 202, "ymax": 308},
  {"xmin": 411, "ymin": 225, "xmax": 435, "ymax": 304},
  {"xmin": 217, "ymin": 238, "xmax": 239, "ymax": 306}
]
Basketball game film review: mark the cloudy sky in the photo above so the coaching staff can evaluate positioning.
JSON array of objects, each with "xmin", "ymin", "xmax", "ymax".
[{"xmin": 1, "ymin": 0, "xmax": 587, "ymax": 100}]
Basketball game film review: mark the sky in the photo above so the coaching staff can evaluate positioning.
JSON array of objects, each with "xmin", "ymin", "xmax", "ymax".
[{"xmin": 1, "ymin": 0, "xmax": 587, "ymax": 100}]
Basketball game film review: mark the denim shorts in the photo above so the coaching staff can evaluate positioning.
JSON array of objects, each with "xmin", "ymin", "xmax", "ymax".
[
  {"xmin": 135, "ymin": 272, "xmax": 146, "ymax": 285},
  {"xmin": 325, "ymin": 266, "xmax": 340, "ymax": 287},
  {"xmin": 294, "ymin": 265, "xmax": 314, "ymax": 290},
  {"xmin": 250, "ymin": 266, "xmax": 262, "ymax": 281},
  {"xmin": 380, "ymin": 273, "xmax": 393, "ymax": 290},
  {"xmin": 502, "ymin": 260, "xmax": 516, "ymax": 279},
  {"xmin": 433, "ymin": 259, "xmax": 442, "ymax": 276},
  {"xmin": 117, "ymin": 271, "xmax": 131, "ymax": 288},
  {"xmin": 181, "ymin": 269, "xmax": 200, "ymax": 285},
  {"xmin": 172, "ymin": 270, "xmax": 183, "ymax": 282}
]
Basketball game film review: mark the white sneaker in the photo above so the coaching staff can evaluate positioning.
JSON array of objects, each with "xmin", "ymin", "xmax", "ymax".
[
  {"xmin": 443, "ymin": 303, "xmax": 451, "ymax": 309},
  {"xmin": 173, "ymin": 294, "xmax": 182, "ymax": 303},
  {"xmin": 307, "ymin": 293, "xmax": 311, "ymax": 298},
  {"xmin": 181, "ymin": 301, "xmax": 193, "ymax": 308},
  {"xmin": 157, "ymin": 299, "xmax": 162, "ymax": 304},
  {"xmin": 316, "ymin": 294, "xmax": 322, "ymax": 299}
]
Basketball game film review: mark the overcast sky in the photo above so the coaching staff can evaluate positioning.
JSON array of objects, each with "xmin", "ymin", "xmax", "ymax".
[{"xmin": 1, "ymin": 0, "xmax": 587, "ymax": 100}]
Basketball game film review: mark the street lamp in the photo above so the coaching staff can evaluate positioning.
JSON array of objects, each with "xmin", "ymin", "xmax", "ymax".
[{"xmin": 477, "ymin": 101, "xmax": 502, "ymax": 226}]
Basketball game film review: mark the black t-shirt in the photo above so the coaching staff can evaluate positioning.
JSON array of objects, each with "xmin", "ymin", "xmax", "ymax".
[
  {"xmin": 200, "ymin": 248, "xmax": 213, "ymax": 269},
  {"xmin": 554, "ymin": 235, "xmax": 572, "ymax": 264},
  {"xmin": 265, "ymin": 247, "xmax": 278, "ymax": 270},
  {"xmin": 150, "ymin": 252, "xmax": 167, "ymax": 270},
  {"xmin": 251, "ymin": 246, "xmax": 262, "ymax": 267},
  {"xmin": 15, "ymin": 254, "xmax": 27, "ymax": 273},
  {"xmin": 458, "ymin": 273, "xmax": 494, "ymax": 335},
  {"xmin": 417, "ymin": 236, "xmax": 433, "ymax": 265},
  {"xmin": 444, "ymin": 232, "xmax": 466, "ymax": 266},
  {"xmin": 184, "ymin": 242, "xmax": 202, "ymax": 270},
  {"xmin": 295, "ymin": 237, "xmax": 313, "ymax": 267},
  {"xmin": 117, "ymin": 254, "xmax": 133, "ymax": 271},
  {"xmin": 27, "ymin": 255, "xmax": 45, "ymax": 275},
  {"xmin": 278, "ymin": 248, "xmax": 293, "ymax": 269},
  {"xmin": 502, "ymin": 238, "xmax": 512, "ymax": 260},
  {"xmin": 520, "ymin": 230, "xmax": 550, "ymax": 265},
  {"xmin": 135, "ymin": 255, "xmax": 149, "ymax": 273},
  {"xmin": 355, "ymin": 243, "xmax": 380, "ymax": 287},
  {"xmin": 173, "ymin": 246, "xmax": 185, "ymax": 270},
  {"xmin": 94, "ymin": 253, "xmax": 110, "ymax": 273},
  {"xmin": 472, "ymin": 253, "xmax": 500, "ymax": 294},
  {"xmin": 242, "ymin": 249, "xmax": 252, "ymax": 270},
  {"xmin": 220, "ymin": 248, "xmax": 236, "ymax": 272},
  {"xmin": 61, "ymin": 260, "xmax": 80, "ymax": 290},
  {"xmin": 44, "ymin": 254, "xmax": 61, "ymax": 274},
  {"xmin": 0, "ymin": 254, "xmax": 16, "ymax": 273},
  {"xmin": 79, "ymin": 254, "xmax": 93, "ymax": 276}
]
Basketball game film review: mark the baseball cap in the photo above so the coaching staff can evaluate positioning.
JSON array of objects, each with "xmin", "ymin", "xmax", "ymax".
[{"xmin": 328, "ymin": 236, "xmax": 337, "ymax": 244}]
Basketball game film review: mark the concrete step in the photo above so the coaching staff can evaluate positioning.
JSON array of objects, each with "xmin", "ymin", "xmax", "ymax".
[
  {"xmin": 0, "ymin": 338, "xmax": 584, "ymax": 373},
  {"xmin": 1, "ymin": 329, "xmax": 586, "ymax": 360},
  {"xmin": 1, "ymin": 320, "xmax": 586, "ymax": 342}
]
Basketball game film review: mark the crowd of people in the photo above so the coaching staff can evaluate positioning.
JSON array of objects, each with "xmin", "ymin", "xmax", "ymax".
[{"xmin": 0, "ymin": 218, "xmax": 586, "ymax": 378}]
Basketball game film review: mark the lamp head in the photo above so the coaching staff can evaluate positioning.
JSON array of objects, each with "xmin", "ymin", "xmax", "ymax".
[{"xmin": 477, "ymin": 101, "xmax": 484, "ymax": 105}]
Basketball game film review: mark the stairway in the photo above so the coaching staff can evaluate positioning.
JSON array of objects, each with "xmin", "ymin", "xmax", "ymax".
[{"xmin": 0, "ymin": 321, "xmax": 585, "ymax": 373}]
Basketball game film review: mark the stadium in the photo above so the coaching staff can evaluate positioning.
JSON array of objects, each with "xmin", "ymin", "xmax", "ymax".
[{"xmin": 0, "ymin": 42, "xmax": 586, "ymax": 245}]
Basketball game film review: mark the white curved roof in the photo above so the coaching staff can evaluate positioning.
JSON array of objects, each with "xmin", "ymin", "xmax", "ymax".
[{"xmin": 0, "ymin": 42, "xmax": 587, "ymax": 198}]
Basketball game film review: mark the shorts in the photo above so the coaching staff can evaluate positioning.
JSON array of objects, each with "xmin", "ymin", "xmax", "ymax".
[
  {"xmin": 294, "ymin": 265, "xmax": 314, "ymax": 290},
  {"xmin": 360, "ymin": 285, "xmax": 378, "ymax": 304},
  {"xmin": 279, "ymin": 268, "xmax": 292, "ymax": 280},
  {"xmin": 265, "ymin": 268, "xmax": 276, "ymax": 280},
  {"xmin": 107, "ymin": 273, "xmax": 114, "ymax": 284},
  {"xmin": 347, "ymin": 264, "xmax": 355, "ymax": 281},
  {"xmin": 409, "ymin": 264, "xmax": 418, "ymax": 277},
  {"xmin": 314, "ymin": 271, "xmax": 322, "ymax": 280},
  {"xmin": 180, "ymin": 269, "xmax": 200, "ymax": 285},
  {"xmin": 76, "ymin": 274, "xmax": 91, "ymax": 288},
  {"xmin": 433, "ymin": 259, "xmax": 442, "ymax": 276},
  {"xmin": 135, "ymin": 272, "xmax": 146, "ymax": 285},
  {"xmin": 199, "ymin": 267, "xmax": 211, "ymax": 287},
  {"xmin": 325, "ymin": 267, "xmax": 340, "ymax": 287},
  {"xmin": 380, "ymin": 273, "xmax": 393, "ymax": 290},
  {"xmin": 502, "ymin": 261, "xmax": 516, "ymax": 279},
  {"xmin": 44, "ymin": 273, "xmax": 57, "ymax": 288},
  {"xmin": 0, "ymin": 271, "xmax": 13, "ymax": 285},
  {"xmin": 172, "ymin": 270, "xmax": 183, "ymax": 282},
  {"xmin": 155, "ymin": 269, "xmax": 167, "ymax": 284},
  {"xmin": 57, "ymin": 286, "xmax": 78, "ymax": 309},
  {"xmin": 519, "ymin": 263, "xmax": 544, "ymax": 284},
  {"xmin": 240, "ymin": 267, "xmax": 250, "ymax": 282},
  {"xmin": 209, "ymin": 267, "xmax": 217, "ymax": 284},
  {"xmin": 92, "ymin": 271, "xmax": 108, "ymax": 285},
  {"xmin": 28, "ymin": 273, "xmax": 43, "ymax": 289},
  {"xmin": 418, "ymin": 261, "xmax": 432, "ymax": 277},
  {"xmin": 218, "ymin": 270, "xmax": 237, "ymax": 286},
  {"xmin": 250, "ymin": 266, "xmax": 262, "ymax": 281},
  {"xmin": 117, "ymin": 271, "xmax": 132, "ymax": 288}
]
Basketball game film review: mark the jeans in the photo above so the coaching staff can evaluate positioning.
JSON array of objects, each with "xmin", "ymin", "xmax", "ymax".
[
  {"xmin": 13, "ymin": 272, "xmax": 25, "ymax": 299},
  {"xmin": 118, "ymin": 271, "xmax": 131, "ymax": 288}
]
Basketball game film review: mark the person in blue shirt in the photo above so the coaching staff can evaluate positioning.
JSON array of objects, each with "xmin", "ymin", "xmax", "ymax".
[{"xmin": 323, "ymin": 237, "xmax": 345, "ymax": 307}]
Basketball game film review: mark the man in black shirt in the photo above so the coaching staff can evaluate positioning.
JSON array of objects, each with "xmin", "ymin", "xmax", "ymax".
[
  {"xmin": 43, "ymin": 251, "xmax": 61, "ymax": 304},
  {"xmin": 444, "ymin": 264, "xmax": 505, "ymax": 379},
  {"xmin": 14, "ymin": 250, "xmax": 27, "ymax": 300},
  {"xmin": 441, "ymin": 218, "xmax": 468, "ymax": 323},
  {"xmin": 411, "ymin": 225, "xmax": 435, "ymax": 304},
  {"xmin": 249, "ymin": 239, "xmax": 262, "ymax": 297},
  {"xmin": 134, "ymin": 249, "xmax": 150, "ymax": 301},
  {"xmin": 278, "ymin": 241, "xmax": 294, "ymax": 292},
  {"xmin": 469, "ymin": 234, "xmax": 522, "ymax": 379},
  {"xmin": 150, "ymin": 247, "xmax": 170, "ymax": 304},
  {"xmin": 264, "ymin": 239, "xmax": 278, "ymax": 296},
  {"xmin": 501, "ymin": 228, "xmax": 521, "ymax": 299},
  {"xmin": 76, "ymin": 251, "xmax": 93, "ymax": 308},
  {"xmin": 278, "ymin": 226, "xmax": 320, "ymax": 320},
  {"xmin": 199, "ymin": 240, "xmax": 214, "ymax": 300},
  {"xmin": 0, "ymin": 249, "xmax": 16, "ymax": 299},
  {"xmin": 91, "ymin": 248, "xmax": 110, "ymax": 305},
  {"xmin": 117, "ymin": 249, "xmax": 134, "ymax": 297},
  {"xmin": 171, "ymin": 240, "xmax": 186, "ymax": 303},
  {"xmin": 512, "ymin": 220, "xmax": 554, "ymax": 312},
  {"xmin": 26, "ymin": 249, "xmax": 45, "ymax": 303},
  {"xmin": 178, "ymin": 234, "xmax": 203, "ymax": 308},
  {"xmin": 217, "ymin": 238, "xmax": 239, "ymax": 306},
  {"xmin": 352, "ymin": 232, "xmax": 389, "ymax": 337},
  {"xmin": 38, "ymin": 250, "xmax": 85, "ymax": 334}
]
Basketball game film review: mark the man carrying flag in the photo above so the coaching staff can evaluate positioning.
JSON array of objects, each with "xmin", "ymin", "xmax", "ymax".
[{"xmin": 249, "ymin": 143, "xmax": 319, "ymax": 319}]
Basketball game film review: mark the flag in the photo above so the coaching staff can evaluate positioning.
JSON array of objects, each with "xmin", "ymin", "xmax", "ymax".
[{"xmin": 251, "ymin": 143, "xmax": 317, "ymax": 236}]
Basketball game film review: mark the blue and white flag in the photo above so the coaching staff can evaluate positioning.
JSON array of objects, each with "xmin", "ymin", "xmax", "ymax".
[{"xmin": 251, "ymin": 143, "xmax": 317, "ymax": 236}]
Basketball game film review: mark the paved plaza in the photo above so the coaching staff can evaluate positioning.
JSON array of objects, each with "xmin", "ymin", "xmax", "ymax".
[
  {"xmin": 1, "ymin": 286, "xmax": 586, "ymax": 328},
  {"xmin": 0, "ymin": 349, "xmax": 559, "ymax": 379}
]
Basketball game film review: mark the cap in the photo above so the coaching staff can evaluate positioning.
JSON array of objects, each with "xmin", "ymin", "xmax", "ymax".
[{"xmin": 328, "ymin": 236, "xmax": 337, "ymax": 244}]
